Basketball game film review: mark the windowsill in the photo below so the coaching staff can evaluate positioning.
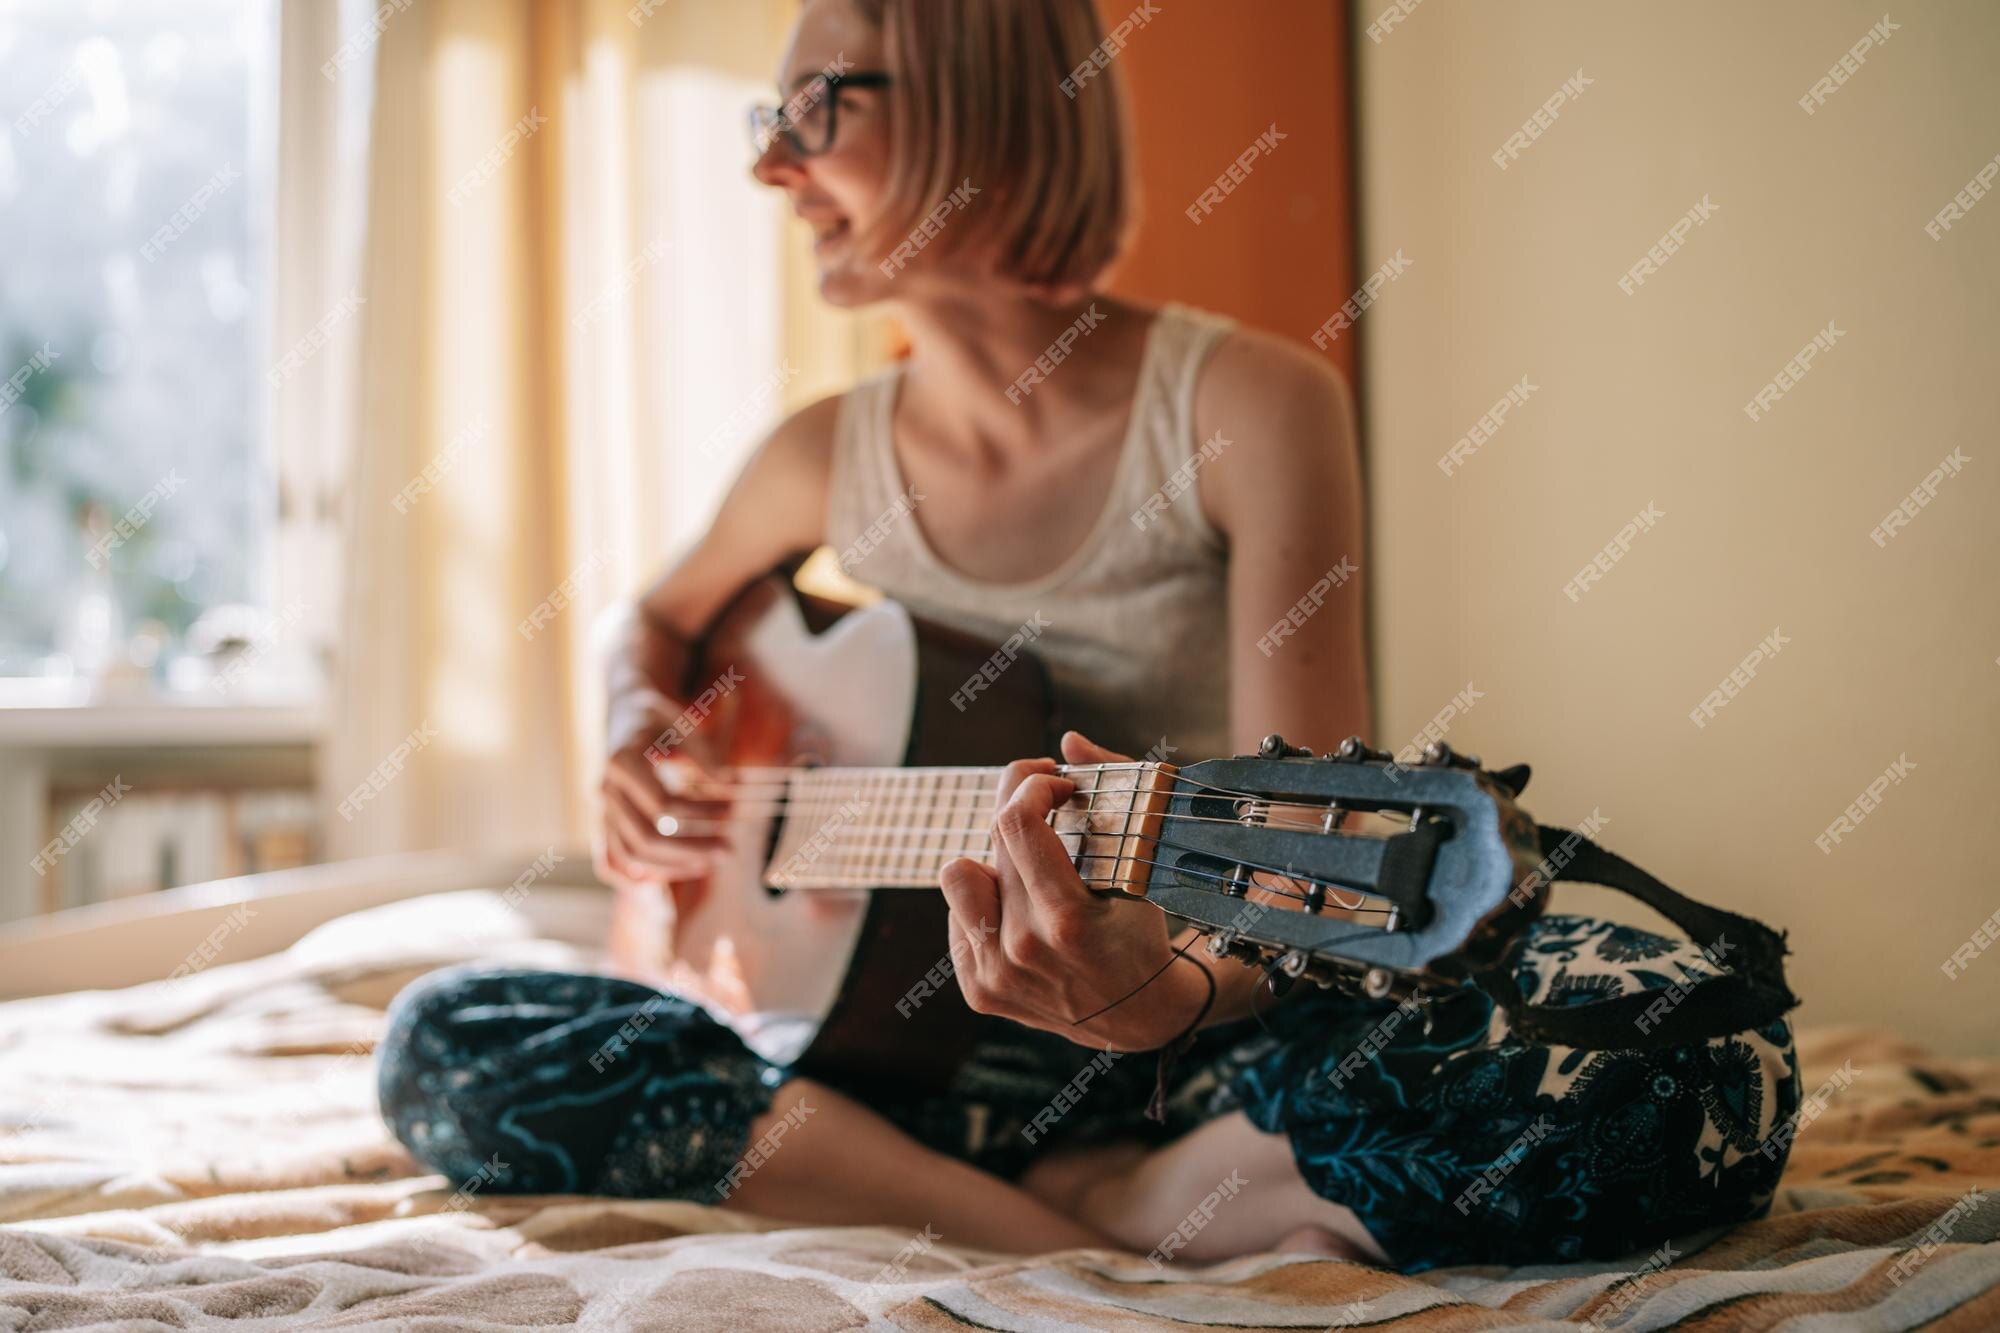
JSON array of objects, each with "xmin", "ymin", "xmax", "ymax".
[{"xmin": 0, "ymin": 678, "xmax": 326, "ymax": 749}]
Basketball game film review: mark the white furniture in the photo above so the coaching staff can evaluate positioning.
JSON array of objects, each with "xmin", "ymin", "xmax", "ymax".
[
  {"xmin": 0, "ymin": 845, "xmax": 602, "ymax": 1000},
  {"xmin": 0, "ymin": 683, "xmax": 324, "ymax": 923}
]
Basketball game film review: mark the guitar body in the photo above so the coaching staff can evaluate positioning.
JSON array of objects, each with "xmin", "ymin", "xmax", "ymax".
[{"xmin": 607, "ymin": 571, "xmax": 1057, "ymax": 1090}]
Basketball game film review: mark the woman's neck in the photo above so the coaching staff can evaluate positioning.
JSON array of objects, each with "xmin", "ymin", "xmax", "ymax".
[{"xmin": 890, "ymin": 290, "xmax": 1156, "ymax": 456}]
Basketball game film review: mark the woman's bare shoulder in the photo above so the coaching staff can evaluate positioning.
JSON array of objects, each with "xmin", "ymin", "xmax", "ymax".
[
  {"xmin": 760, "ymin": 390, "xmax": 847, "ymax": 471},
  {"xmin": 1197, "ymin": 321, "xmax": 1355, "ymax": 438},
  {"xmin": 1191, "ymin": 322, "xmax": 1358, "ymax": 526}
]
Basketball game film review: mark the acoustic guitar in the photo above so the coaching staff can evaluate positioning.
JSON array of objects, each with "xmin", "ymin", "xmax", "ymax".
[{"xmin": 606, "ymin": 569, "xmax": 1555, "ymax": 1092}]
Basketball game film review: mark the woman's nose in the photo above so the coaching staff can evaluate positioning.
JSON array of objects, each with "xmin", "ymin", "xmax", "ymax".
[{"xmin": 750, "ymin": 136, "xmax": 803, "ymax": 188}]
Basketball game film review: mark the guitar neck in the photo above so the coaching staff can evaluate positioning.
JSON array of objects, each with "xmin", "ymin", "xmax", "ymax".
[{"xmin": 756, "ymin": 762, "xmax": 1175, "ymax": 894}]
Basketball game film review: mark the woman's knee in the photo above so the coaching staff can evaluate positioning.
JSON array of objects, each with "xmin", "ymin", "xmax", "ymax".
[
  {"xmin": 376, "ymin": 965, "xmax": 565, "ymax": 1104},
  {"xmin": 375, "ymin": 966, "xmax": 779, "ymax": 1200},
  {"xmin": 377, "ymin": 967, "xmax": 641, "ymax": 1189}
]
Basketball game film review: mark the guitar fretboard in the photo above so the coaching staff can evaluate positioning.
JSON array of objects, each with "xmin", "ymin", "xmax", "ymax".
[{"xmin": 758, "ymin": 762, "xmax": 1172, "ymax": 894}]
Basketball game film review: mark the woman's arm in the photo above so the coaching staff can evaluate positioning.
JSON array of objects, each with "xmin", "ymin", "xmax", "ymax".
[
  {"xmin": 596, "ymin": 396, "xmax": 840, "ymax": 888},
  {"xmin": 1198, "ymin": 330, "xmax": 1369, "ymax": 760},
  {"xmin": 1178, "ymin": 329, "xmax": 1371, "ymax": 1027}
]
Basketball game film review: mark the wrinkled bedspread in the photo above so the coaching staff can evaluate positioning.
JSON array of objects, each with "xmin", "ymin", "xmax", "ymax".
[{"xmin": 2, "ymin": 889, "xmax": 1997, "ymax": 1330}]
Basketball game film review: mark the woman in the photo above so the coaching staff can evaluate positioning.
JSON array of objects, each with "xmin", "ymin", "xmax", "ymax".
[{"xmin": 378, "ymin": 0, "xmax": 1798, "ymax": 1271}]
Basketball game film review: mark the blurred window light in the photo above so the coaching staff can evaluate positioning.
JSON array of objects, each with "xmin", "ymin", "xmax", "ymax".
[{"xmin": 0, "ymin": 0, "xmax": 279, "ymax": 685}]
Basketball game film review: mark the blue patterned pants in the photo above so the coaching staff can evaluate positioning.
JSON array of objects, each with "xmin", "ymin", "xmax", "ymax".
[{"xmin": 377, "ymin": 915, "xmax": 1800, "ymax": 1271}]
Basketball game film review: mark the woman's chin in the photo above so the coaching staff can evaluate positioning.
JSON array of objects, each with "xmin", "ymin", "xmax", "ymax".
[{"xmin": 816, "ymin": 262, "xmax": 889, "ymax": 309}]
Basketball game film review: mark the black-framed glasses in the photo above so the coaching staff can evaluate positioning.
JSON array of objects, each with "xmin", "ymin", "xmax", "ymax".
[{"xmin": 749, "ymin": 70, "xmax": 891, "ymax": 158}]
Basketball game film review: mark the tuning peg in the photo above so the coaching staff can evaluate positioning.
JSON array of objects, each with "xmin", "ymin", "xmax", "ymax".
[
  {"xmin": 1421, "ymin": 741, "xmax": 1483, "ymax": 770},
  {"xmin": 1331, "ymin": 735, "xmax": 1393, "ymax": 763},
  {"xmin": 1259, "ymin": 733, "xmax": 1317, "ymax": 759}
]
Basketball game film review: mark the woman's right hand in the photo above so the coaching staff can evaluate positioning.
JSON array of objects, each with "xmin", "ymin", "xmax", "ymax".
[{"xmin": 595, "ymin": 724, "xmax": 735, "ymax": 889}]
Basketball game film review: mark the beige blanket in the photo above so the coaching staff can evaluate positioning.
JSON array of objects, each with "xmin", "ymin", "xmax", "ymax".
[{"xmin": 2, "ymin": 889, "xmax": 1997, "ymax": 1330}]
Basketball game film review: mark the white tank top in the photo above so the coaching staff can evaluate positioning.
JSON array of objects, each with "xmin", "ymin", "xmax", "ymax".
[{"xmin": 824, "ymin": 303, "xmax": 1237, "ymax": 761}]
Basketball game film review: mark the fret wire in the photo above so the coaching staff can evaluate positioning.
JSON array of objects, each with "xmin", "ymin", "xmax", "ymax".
[
  {"xmin": 1118, "ymin": 763, "xmax": 1136, "ymax": 893},
  {"xmin": 943, "ymin": 771, "xmax": 958, "ymax": 870},
  {"xmin": 893, "ymin": 768, "xmax": 911, "ymax": 879},
  {"xmin": 887, "ymin": 769, "xmax": 902, "ymax": 880},
  {"xmin": 1069, "ymin": 765, "xmax": 1094, "ymax": 874},
  {"xmin": 896, "ymin": 770, "xmax": 911, "ymax": 877},
  {"xmin": 869, "ymin": 769, "xmax": 887, "ymax": 880},
  {"xmin": 868, "ymin": 769, "xmax": 885, "ymax": 880},
  {"xmin": 960, "ymin": 768, "xmax": 976, "ymax": 860},
  {"xmin": 868, "ymin": 768, "xmax": 884, "ymax": 880},
  {"xmin": 964, "ymin": 769, "xmax": 987, "ymax": 862},
  {"xmin": 910, "ymin": 770, "xmax": 926, "ymax": 877},
  {"xmin": 925, "ymin": 769, "xmax": 943, "ymax": 875},
  {"xmin": 889, "ymin": 769, "xmax": 906, "ymax": 878},
  {"xmin": 944, "ymin": 770, "xmax": 956, "ymax": 865},
  {"xmin": 847, "ymin": 770, "xmax": 863, "ymax": 881},
  {"xmin": 844, "ymin": 769, "xmax": 860, "ymax": 879},
  {"xmin": 867, "ymin": 768, "xmax": 884, "ymax": 881},
  {"xmin": 900, "ymin": 764, "xmax": 916, "ymax": 876}
]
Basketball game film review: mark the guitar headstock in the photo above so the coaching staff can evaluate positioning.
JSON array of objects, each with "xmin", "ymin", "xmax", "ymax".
[{"xmin": 1074, "ymin": 735, "xmax": 1546, "ymax": 1002}]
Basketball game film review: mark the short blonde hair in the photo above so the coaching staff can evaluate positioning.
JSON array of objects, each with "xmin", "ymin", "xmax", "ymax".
[{"xmin": 853, "ymin": 0, "xmax": 1134, "ymax": 294}]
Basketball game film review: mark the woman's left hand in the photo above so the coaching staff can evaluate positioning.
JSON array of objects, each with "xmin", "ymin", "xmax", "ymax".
[{"xmin": 938, "ymin": 731, "xmax": 1210, "ymax": 1051}]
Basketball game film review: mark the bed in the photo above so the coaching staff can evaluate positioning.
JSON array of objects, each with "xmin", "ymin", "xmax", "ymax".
[{"xmin": 1, "ymin": 859, "xmax": 1996, "ymax": 1330}]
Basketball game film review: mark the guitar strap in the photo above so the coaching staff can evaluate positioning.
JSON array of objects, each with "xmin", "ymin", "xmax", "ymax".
[
  {"xmin": 1144, "ymin": 823, "xmax": 1801, "ymax": 1120},
  {"xmin": 1467, "ymin": 824, "xmax": 1800, "ymax": 1051}
]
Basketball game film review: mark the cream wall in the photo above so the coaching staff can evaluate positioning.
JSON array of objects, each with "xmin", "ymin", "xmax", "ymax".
[{"xmin": 1354, "ymin": 1, "xmax": 1999, "ymax": 1052}]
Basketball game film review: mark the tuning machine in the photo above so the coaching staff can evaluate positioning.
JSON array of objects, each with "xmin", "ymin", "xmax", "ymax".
[
  {"xmin": 1328, "ymin": 735, "xmax": 1394, "ymax": 763},
  {"xmin": 1420, "ymin": 740, "xmax": 1482, "ymax": 770}
]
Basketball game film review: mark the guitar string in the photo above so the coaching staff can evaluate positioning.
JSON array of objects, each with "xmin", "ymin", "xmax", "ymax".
[
  {"xmin": 767, "ymin": 840, "xmax": 1392, "ymax": 912},
  {"xmin": 652, "ymin": 763, "xmax": 1297, "ymax": 808},
  {"xmin": 655, "ymin": 809, "xmax": 1377, "ymax": 837},
  {"xmin": 652, "ymin": 772, "xmax": 1412, "ymax": 833},
  {"xmin": 750, "ymin": 793, "xmax": 1400, "ymax": 903},
  {"xmin": 698, "ymin": 810, "xmax": 1403, "ymax": 909},
  {"xmin": 648, "ymin": 770, "xmax": 1420, "ymax": 849},
  {"xmin": 762, "ymin": 848, "xmax": 1398, "ymax": 918},
  {"xmin": 749, "ymin": 817, "xmax": 1396, "ymax": 891},
  {"xmin": 666, "ymin": 804, "xmax": 1415, "ymax": 871}
]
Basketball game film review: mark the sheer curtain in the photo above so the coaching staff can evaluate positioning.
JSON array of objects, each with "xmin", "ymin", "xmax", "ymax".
[{"xmin": 322, "ymin": 0, "xmax": 866, "ymax": 861}]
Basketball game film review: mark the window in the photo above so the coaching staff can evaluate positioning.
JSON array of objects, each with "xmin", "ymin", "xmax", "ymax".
[
  {"xmin": 0, "ymin": 1, "xmax": 373, "ymax": 919},
  {"xmin": 0, "ymin": 0, "xmax": 281, "ymax": 685}
]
